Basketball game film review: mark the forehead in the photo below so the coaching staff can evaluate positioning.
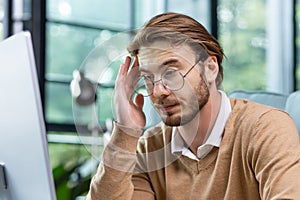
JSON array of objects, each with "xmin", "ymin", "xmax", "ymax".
[{"xmin": 138, "ymin": 41, "xmax": 196, "ymax": 70}]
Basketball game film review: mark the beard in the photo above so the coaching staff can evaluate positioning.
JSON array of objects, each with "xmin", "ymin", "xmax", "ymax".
[{"xmin": 155, "ymin": 77, "xmax": 210, "ymax": 126}]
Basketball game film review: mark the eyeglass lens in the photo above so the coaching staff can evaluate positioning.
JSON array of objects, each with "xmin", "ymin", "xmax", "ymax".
[{"xmin": 134, "ymin": 68, "xmax": 185, "ymax": 97}]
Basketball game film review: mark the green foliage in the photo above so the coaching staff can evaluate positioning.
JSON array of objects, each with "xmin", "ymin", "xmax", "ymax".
[
  {"xmin": 46, "ymin": 23, "xmax": 102, "ymax": 75},
  {"xmin": 219, "ymin": 0, "xmax": 267, "ymax": 93},
  {"xmin": 48, "ymin": 138, "xmax": 97, "ymax": 199}
]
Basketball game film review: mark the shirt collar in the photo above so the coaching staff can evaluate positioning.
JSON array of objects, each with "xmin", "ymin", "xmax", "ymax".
[{"xmin": 171, "ymin": 90, "xmax": 232, "ymax": 160}]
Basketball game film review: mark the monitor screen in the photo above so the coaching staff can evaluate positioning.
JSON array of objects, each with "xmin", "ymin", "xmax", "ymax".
[{"xmin": 0, "ymin": 31, "xmax": 56, "ymax": 200}]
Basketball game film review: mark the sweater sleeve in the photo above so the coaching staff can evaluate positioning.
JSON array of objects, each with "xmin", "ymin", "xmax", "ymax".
[
  {"xmin": 86, "ymin": 122, "xmax": 154, "ymax": 200},
  {"xmin": 250, "ymin": 109, "xmax": 300, "ymax": 200}
]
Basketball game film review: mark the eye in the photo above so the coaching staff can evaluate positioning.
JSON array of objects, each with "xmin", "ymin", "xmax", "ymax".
[
  {"xmin": 142, "ymin": 74, "xmax": 154, "ymax": 82},
  {"xmin": 163, "ymin": 68, "xmax": 178, "ymax": 79}
]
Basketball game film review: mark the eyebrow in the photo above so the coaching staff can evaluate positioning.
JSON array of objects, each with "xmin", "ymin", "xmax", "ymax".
[
  {"xmin": 161, "ymin": 58, "xmax": 179, "ymax": 66},
  {"xmin": 139, "ymin": 58, "xmax": 180, "ymax": 73}
]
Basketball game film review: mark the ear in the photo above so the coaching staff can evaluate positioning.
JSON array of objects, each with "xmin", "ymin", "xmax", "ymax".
[{"xmin": 204, "ymin": 56, "xmax": 219, "ymax": 85}]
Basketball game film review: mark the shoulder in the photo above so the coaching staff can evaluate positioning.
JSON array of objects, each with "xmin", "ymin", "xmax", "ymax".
[
  {"xmin": 227, "ymin": 98, "xmax": 299, "ymax": 146},
  {"xmin": 228, "ymin": 98, "xmax": 294, "ymax": 127}
]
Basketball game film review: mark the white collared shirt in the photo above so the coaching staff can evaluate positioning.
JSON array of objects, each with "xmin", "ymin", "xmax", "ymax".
[{"xmin": 171, "ymin": 90, "xmax": 232, "ymax": 160}]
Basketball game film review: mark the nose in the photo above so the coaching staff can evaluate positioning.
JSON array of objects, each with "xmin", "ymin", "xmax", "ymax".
[{"xmin": 152, "ymin": 80, "xmax": 171, "ymax": 97}]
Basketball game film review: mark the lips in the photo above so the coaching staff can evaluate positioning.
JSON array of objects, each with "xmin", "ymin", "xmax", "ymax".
[{"xmin": 156, "ymin": 102, "xmax": 180, "ymax": 113}]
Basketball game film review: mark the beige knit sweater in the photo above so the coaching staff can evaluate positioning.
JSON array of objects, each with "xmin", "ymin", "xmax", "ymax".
[{"xmin": 86, "ymin": 99, "xmax": 300, "ymax": 200}]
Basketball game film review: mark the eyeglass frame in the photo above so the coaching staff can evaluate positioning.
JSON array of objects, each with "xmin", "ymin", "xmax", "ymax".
[{"xmin": 136, "ymin": 59, "xmax": 201, "ymax": 97}]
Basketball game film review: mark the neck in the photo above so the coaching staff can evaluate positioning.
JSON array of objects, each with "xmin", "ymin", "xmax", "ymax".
[{"xmin": 178, "ymin": 89, "xmax": 222, "ymax": 156}]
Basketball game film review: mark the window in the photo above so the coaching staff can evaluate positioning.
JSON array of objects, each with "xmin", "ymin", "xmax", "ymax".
[
  {"xmin": 44, "ymin": 1, "xmax": 210, "ymax": 198},
  {"xmin": 46, "ymin": 0, "xmax": 132, "ymax": 129},
  {"xmin": 45, "ymin": 0, "xmax": 211, "ymax": 130},
  {"xmin": 218, "ymin": 0, "xmax": 267, "ymax": 92},
  {"xmin": 134, "ymin": 0, "xmax": 210, "ymax": 29},
  {"xmin": 219, "ymin": 0, "xmax": 295, "ymax": 93}
]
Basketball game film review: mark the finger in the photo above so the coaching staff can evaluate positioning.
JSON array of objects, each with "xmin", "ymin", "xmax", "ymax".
[
  {"xmin": 120, "ymin": 56, "xmax": 132, "ymax": 75},
  {"xmin": 129, "ymin": 63, "xmax": 141, "ymax": 78}
]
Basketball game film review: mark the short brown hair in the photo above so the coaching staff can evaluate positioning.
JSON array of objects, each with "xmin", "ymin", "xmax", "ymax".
[{"xmin": 127, "ymin": 12, "xmax": 225, "ymax": 88}]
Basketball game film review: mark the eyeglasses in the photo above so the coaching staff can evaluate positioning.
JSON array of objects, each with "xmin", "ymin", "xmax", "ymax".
[{"xmin": 134, "ymin": 61, "xmax": 200, "ymax": 97}]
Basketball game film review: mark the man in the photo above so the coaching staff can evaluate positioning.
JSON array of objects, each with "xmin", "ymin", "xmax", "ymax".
[{"xmin": 86, "ymin": 12, "xmax": 300, "ymax": 199}]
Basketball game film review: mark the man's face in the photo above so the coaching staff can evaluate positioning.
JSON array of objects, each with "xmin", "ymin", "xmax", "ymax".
[{"xmin": 138, "ymin": 41, "xmax": 210, "ymax": 126}]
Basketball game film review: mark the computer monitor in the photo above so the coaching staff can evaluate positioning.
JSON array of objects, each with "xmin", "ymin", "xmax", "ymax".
[{"xmin": 0, "ymin": 31, "xmax": 56, "ymax": 200}]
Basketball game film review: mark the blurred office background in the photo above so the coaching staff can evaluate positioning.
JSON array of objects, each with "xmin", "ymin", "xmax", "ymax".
[{"xmin": 0, "ymin": 0, "xmax": 300, "ymax": 199}]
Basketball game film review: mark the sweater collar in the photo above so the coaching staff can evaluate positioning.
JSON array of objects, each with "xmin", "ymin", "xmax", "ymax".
[{"xmin": 171, "ymin": 90, "xmax": 232, "ymax": 160}]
